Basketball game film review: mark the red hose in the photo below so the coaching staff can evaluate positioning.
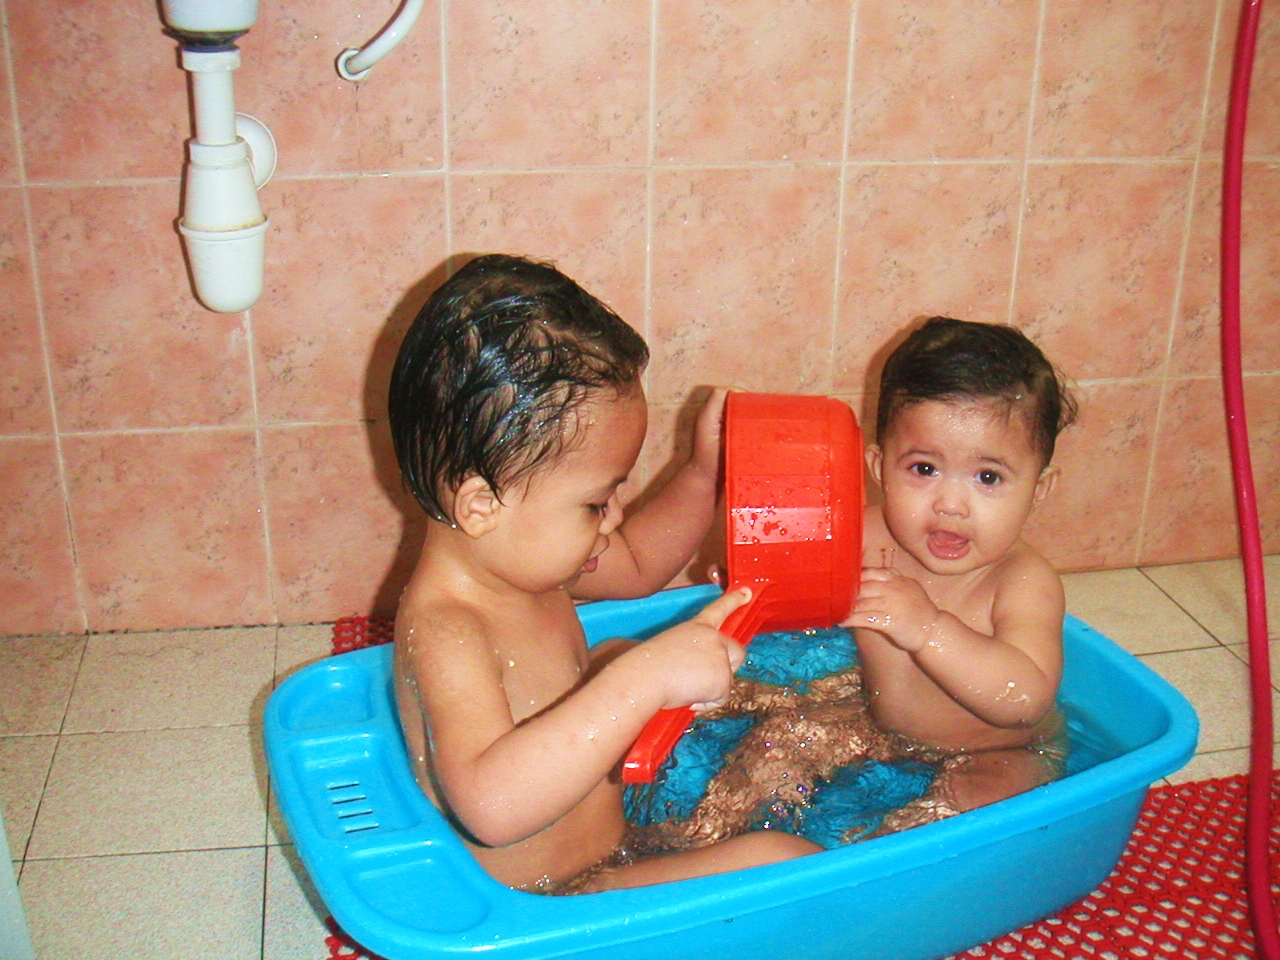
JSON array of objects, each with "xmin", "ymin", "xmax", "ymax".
[{"xmin": 1221, "ymin": 0, "xmax": 1278, "ymax": 954}]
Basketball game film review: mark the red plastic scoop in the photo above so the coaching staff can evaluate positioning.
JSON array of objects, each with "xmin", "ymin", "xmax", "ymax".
[{"xmin": 621, "ymin": 392, "xmax": 864, "ymax": 784}]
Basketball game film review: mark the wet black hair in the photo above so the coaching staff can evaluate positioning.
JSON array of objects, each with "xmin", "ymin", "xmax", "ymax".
[
  {"xmin": 876, "ymin": 317, "xmax": 1077, "ymax": 465},
  {"xmin": 389, "ymin": 254, "xmax": 650, "ymax": 523}
]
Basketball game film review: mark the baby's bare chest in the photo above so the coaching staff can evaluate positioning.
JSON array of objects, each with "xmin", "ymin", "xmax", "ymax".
[{"xmin": 494, "ymin": 607, "xmax": 589, "ymax": 722}]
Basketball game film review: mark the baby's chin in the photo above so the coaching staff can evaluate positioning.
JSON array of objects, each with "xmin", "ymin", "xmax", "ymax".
[{"xmin": 558, "ymin": 559, "xmax": 597, "ymax": 590}]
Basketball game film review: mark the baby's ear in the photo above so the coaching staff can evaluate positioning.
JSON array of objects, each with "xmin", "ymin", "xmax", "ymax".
[
  {"xmin": 1033, "ymin": 464, "xmax": 1060, "ymax": 505},
  {"xmin": 452, "ymin": 475, "xmax": 504, "ymax": 538},
  {"xmin": 865, "ymin": 444, "xmax": 884, "ymax": 485}
]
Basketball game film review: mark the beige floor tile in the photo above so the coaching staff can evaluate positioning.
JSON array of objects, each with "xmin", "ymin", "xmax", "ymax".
[
  {"xmin": 263, "ymin": 844, "xmax": 331, "ymax": 960},
  {"xmin": 27, "ymin": 726, "xmax": 267, "ymax": 858},
  {"xmin": 21, "ymin": 848, "xmax": 265, "ymax": 960},
  {"xmin": 1141, "ymin": 555, "xmax": 1280, "ymax": 646},
  {"xmin": 1223, "ymin": 637, "xmax": 1280, "ymax": 683},
  {"xmin": 275, "ymin": 623, "xmax": 334, "ymax": 684},
  {"xmin": 1165, "ymin": 745, "xmax": 1280, "ymax": 784},
  {"xmin": 1138, "ymin": 646, "xmax": 1280, "ymax": 754},
  {"xmin": 63, "ymin": 626, "xmax": 277, "ymax": 733},
  {"xmin": 0, "ymin": 636, "xmax": 83, "ymax": 736},
  {"xmin": 0, "ymin": 737, "xmax": 56, "ymax": 860},
  {"xmin": 1063, "ymin": 568, "xmax": 1217, "ymax": 654},
  {"xmin": 266, "ymin": 781, "xmax": 290, "ymax": 847}
]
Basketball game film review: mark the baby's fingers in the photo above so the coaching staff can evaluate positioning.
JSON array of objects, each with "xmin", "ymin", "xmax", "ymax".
[
  {"xmin": 860, "ymin": 566, "xmax": 897, "ymax": 584},
  {"xmin": 842, "ymin": 608, "xmax": 891, "ymax": 630},
  {"xmin": 693, "ymin": 585, "xmax": 753, "ymax": 630},
  {"xmin": 724, "ymin": 638, "xmax": 746, "ymax": 672},
  {"xmin": 689, "ymin": 698, "xmax": 727, "ymax": 713},
  {"xmin": 698, "ymin": 386, "xmax": 729, "ymax": 425}
]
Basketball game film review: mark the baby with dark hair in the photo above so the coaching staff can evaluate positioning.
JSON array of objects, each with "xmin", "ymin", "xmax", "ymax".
[
  {"xmin": 847, "ymin": 316, "xmax": 1077, "ymax": 815},
  {"xmin": 629, "ymin": 317, "xmax": 1078, "ymax": 851},
  {"xmin": 387, "ymin": 255, "xmax": 818, "ymax": 893}
]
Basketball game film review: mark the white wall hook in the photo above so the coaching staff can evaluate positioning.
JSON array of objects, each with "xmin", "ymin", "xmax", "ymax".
[{"xmin": 337, "ymin": 0, "xmax": 424, "ymax": 81}]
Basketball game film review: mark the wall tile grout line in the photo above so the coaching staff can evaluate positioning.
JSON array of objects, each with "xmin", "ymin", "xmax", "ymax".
[
  {"xmin": 440, "ymin": 0, "xmax": 453, "ymax": 268},
  {"xmin": 642, "ymin": 0, "xmax": 658, "ymax": 430},
  {"xmin": 17, "ymin": 150, "xmax": 1280, "ymax": 191},
  {"xmin": 243, "ymin": 304, "xmax": 280, "ymax": 626},
  {"xmin": 0, "ymin": 0, "xmax": 89, "ymax": 636},
  {"xmin": 1135, "ymin": 0, "xmax": 1229, "ymax": 569},
  {"xmin": 1005, "ymin": 0, "xmax": 1049, "ymax": 330},
  {"xmin": 826, "ymin": 0, "xmax": 859, "ymax": 399}
]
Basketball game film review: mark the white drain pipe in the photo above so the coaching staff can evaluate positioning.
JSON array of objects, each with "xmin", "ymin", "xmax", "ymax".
[{"xmin": 160, "ymin": 0, "xmax": 276, "ymax": 313}]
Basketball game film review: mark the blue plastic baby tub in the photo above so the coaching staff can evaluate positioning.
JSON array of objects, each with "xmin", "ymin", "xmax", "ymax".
[{"xmin": 264, "ymin": 585, "xmax": 1198, "ymax": 960}]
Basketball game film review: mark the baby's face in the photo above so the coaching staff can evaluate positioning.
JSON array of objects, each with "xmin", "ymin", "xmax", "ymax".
[
  {"xmin": 487, "ymin": 386, "xmax": 648, "ymax": 593},
  {"xmin": 868, "ymin": 399, "xmax": 1055, "ymax": 578}
]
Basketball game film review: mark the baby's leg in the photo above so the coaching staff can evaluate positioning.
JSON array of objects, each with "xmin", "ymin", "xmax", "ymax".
[
  {"xmin": 941, "ymin": 747, "xmax": 1056, "ymax": 812},
  {"xmin": 870, "ymin": 747, "xmax": 1055, "ymax": 840},
  {"xmin": 579, "ymin": 831, "xmax": 820, "ymax": 892}
]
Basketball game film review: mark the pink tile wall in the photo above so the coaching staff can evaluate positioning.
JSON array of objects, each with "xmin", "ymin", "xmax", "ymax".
[{"xmin": 1, "ymin": 0, "xmax": 1277, "ymax": 636}]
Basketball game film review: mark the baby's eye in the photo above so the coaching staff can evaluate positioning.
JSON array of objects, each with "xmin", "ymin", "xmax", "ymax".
[
  {"xmin": 587, "ymin": 502, "xmax": 608, "ymax": 516},
  {"xmin": 909, "ymin": 462, "xmax": 937, "ymax": 478},
  {"xmin": 977, "ymin": 469, "xmax": 1002, "ymax": 486}
]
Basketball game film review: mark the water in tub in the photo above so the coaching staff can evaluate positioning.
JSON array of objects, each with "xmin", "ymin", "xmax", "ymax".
[{"xmin": 617, "ymin": 624, "xmax": 1105, "ymax": 863}]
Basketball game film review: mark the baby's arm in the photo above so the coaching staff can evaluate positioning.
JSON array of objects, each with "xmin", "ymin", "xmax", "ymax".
[
  {"xmin": 845, "ymin": 557, "xmax": 1063, "ymax": 728},
  {"xmin": 411, "ymin": 588, "xmax": 750, "ymax": 847},
  {"xmin": 572, "ymin": 389, "xmax": 727, "ymax": 600}
]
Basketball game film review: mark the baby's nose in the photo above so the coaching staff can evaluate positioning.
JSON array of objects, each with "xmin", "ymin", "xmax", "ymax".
[{"xmin": 933, "ymin": 484, "xmax": 969, "ymax": 517}]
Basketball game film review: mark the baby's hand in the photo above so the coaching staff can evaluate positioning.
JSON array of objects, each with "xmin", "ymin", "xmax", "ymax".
[
  {"xmin": 843, "ymin": 567, "xmax": 940, "ymax": 653},
  {"xmin": 688, "ymin": 388, "xmax": 729, "ymax": 481},
  {"xmin": 626, "ymin": 586, "xmax": 751, "ymax": 711}
]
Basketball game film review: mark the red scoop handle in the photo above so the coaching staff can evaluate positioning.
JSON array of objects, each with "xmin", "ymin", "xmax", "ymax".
[{"xmin": 621, "ymin": 582, "xmax": 775, "ymax": 784}]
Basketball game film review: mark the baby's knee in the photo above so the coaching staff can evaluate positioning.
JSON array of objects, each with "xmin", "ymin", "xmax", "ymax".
[
  {"xmin": 740, "ymin": 830, "xmax": 823, "ymax": 862},
  {"xmin": 945, "ymin": 749, "xmax": 1050, "ymax": 811}
]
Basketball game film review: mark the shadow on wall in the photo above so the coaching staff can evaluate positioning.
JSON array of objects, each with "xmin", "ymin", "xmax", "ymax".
[{"xmin": 361, "ymin": 257, "xmax": 450, "ymax": 618}]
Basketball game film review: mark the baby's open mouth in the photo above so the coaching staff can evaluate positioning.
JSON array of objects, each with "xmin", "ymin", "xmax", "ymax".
[
  {"xmin": 927, "ymin": 530, "xmax": 970, "ymax": 560},
  {"xmin": 580, "ymin": 556, "xmax": 600, "ymax": 573}
]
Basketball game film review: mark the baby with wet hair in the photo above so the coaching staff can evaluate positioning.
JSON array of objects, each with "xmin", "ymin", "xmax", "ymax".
[
  {"xmin": 642, "ymin": 317, "xmax": 1077, "ymax": 849},
  {"xmin": 387, "ymin": 254, "xmax": 819, "ymax": 894}
]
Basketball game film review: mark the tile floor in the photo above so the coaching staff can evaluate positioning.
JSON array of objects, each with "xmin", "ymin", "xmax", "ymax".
[{"xmin": 2, "ymin": 556, "xmax": 1279, "ymax": 959}]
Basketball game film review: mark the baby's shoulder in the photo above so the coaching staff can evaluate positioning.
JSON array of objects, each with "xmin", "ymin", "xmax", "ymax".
[
  {"xmin": 989, "ymin": 541, "xmax": 1064, "ymax": 610},
  {"xmin": 999, "ymin": 539, "xmax": 1058, "ymax": 578},
  {"xmin": 396, "ymin": 589, "xmax": 494, "ymax": 652}
]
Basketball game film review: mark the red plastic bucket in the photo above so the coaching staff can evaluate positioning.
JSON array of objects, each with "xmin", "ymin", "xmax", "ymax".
[{"xmin": 622, "ymin": 392, "xmax": 864, "ymax": 783}]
